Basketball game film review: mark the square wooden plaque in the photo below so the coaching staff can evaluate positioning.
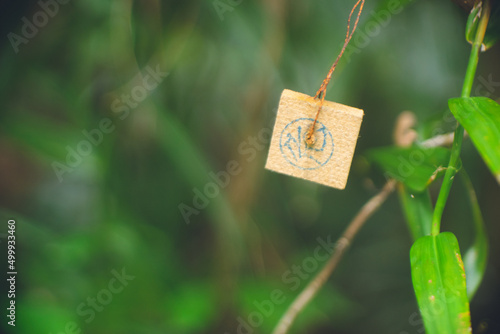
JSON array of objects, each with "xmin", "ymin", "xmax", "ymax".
[{"xmin": 265, "ymin": 89, "xmax": 363, "ymax": 189}]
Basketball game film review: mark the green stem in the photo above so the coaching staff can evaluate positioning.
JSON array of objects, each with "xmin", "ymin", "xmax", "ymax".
[{"xmin": 431, "ymin": 1, "xmax": 491, "ymax": 236}]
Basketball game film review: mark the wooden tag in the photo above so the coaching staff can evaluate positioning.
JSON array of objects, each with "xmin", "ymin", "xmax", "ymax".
[{"xmin": 265, "ymin": 89, "xmax": 363, "ymax": 189}]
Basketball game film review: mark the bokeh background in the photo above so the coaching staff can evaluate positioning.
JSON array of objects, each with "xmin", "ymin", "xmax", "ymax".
[{"xmin": 1, "ymin": 0, "xmax": 499, "ymax": 333}]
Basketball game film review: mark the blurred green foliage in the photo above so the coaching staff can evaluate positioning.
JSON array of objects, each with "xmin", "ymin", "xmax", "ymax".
[{"xmin": 0, "ymin": 0, "xmax": 499, "ymax": 333}]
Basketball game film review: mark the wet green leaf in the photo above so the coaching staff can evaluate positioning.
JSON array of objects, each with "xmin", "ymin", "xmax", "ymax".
[
  {"xmin": 398, "ymin": 184, "xmax": 432, "ymax": 240},
  {"xmin": 410, "ymin": 232, "xmax": 471, "ymax": 334},
  {"xmin": 367, "ymin": 146, "xmax": 453, "ymax": 192},
  {"xmin": 449, "ymin": 97, "xmax": 500, "ymax": 184}
]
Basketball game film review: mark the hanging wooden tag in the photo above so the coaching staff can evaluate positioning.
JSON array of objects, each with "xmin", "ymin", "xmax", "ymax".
[{"xmin": 265, "ymin": 89, "xmax": 363, "ymax": 189}]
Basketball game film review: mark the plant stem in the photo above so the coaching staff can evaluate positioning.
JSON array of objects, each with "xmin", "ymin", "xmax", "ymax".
[{"xmin": 431, "ymin": 0, "xmax": 491, "ymax": 236}]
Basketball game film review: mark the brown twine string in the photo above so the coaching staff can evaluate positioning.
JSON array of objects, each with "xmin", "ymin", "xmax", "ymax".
[{"xmin": 305, "ymin": 0, "xmax": 365, "ymax": 146}]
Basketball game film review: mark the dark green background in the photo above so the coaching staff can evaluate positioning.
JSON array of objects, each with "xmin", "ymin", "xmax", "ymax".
[{"xmin": 0, "ymin": 0, "xmax": 499, "ymax": 333}]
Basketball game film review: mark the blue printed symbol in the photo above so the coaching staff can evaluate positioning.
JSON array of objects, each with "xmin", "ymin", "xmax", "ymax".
[{"xmin": 279, "ymin": 118, "xmax": 334, "ymax": 170}]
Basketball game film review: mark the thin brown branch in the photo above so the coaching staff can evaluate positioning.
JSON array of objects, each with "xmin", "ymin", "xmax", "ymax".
[
  {"xmin": 271, "ymin": 179, "xmax": 396, "ymax": 334},
  {"xmin": 421, "ymin": 132, "xmax": 456, "ymax": 148}
]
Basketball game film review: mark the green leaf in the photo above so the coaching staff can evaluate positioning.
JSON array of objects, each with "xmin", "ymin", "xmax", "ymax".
[
  {"xmin": 449, "ymin": 97, "xmax": 500, "ymax": 184},
  {"xmin": 410, "ymin": 232, "xmax": 471, "ymax": 334},
  {"xmin": 460, "ymin": 171, "xmax": 489, "ymax": 299},
  {"xmin": 465, "ymin": 1, "xmax": 482, "ymax": 44},
  {"xmin": 466, "ymin": 1, "xmax": 500, "ymax": 51},
  {"xmin": 367, "ymin": 146, "xmax": 453, "ymax": 192},
  {"xmin": 398, "ymin": 183, "xmax": 432, "ymax": 240},
  {"xmin": 483, "ymin": 4, "xmax": 500, "ymax": 49}
]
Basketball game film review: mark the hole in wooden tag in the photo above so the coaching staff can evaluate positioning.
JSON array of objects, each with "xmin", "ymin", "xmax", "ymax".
[{"xmin": 265, "ymin": 89, "xmax": 363, "ymax": 189}]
